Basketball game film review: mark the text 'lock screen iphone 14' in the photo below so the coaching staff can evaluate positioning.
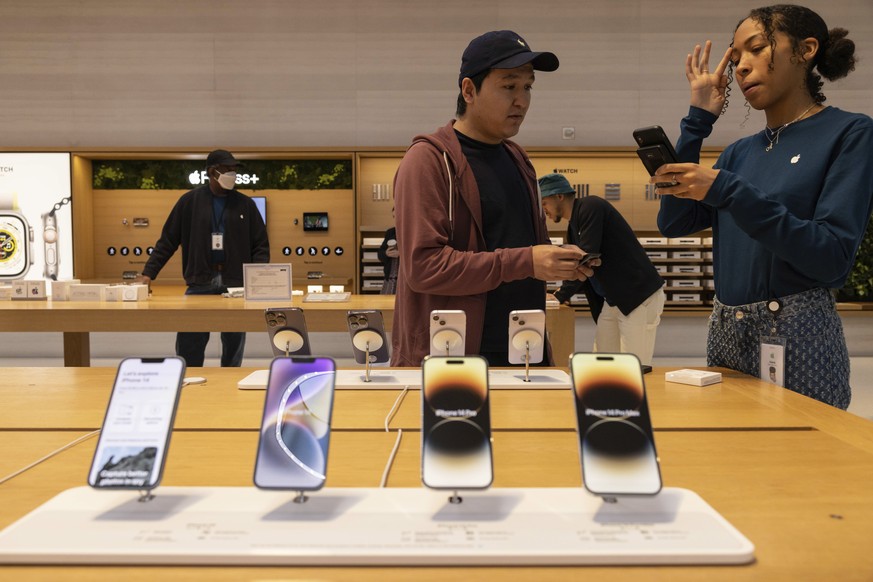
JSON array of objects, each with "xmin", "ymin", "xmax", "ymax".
[
  {"xmin": 254, "ymin": 356, "xmax": 336, "ymax": 491},
  {"xmin": 570, "ymin": 353, "xmax": 662, "ymax": 496},
  {"xmin": 421, "ymin": 356, "xmax": 493, "ymax": 490}
]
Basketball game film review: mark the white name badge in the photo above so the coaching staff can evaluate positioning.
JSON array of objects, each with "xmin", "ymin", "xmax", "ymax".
[
  {"xmin": 759, "ymin": 336, "xmax": 786, "ymax": 387},
  {"xmin": 211, "ymin": 233, "xmax": 224, "ymax": 251}
]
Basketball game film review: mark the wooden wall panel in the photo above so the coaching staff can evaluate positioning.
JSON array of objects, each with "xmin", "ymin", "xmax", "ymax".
[{"xmin": 90, "ymin": 189, "xmax": 355, "ymax": 288}]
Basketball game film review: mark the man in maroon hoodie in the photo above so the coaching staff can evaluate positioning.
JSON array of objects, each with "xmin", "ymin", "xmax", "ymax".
[{"xmin": 391, "ymin": 30, "xmax": 595, "ymax": 367}]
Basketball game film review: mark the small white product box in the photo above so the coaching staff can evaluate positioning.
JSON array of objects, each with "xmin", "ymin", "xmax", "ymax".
[
  {"xmin": 121, "ymin": 284, "xmax": 148, "ymax": 302},
  {"xmin": 638, "ymin": 237, "xmax": 667, "ymax": 246},
  {"xmin": 103, "ymin": 286, "xmax": 123, "ymax": 302},
  {"xmin": 362, "ymin": 237, "xmax": 383, "ymax": 247},
  {"xmin": 671, "ymin": 251, "xmax": 702, "ymax": 259},
  {"xmin": 0, "ymin": 284, "xmax": 12, "ymax": 300},
  {"xmin": 704, "ymin": 279, "xmax": 715, "ymax": 289},
  {"xmin": 329, "ymin": 285, "xmax": 345, "ymax": 293},
  {"xmin": 549, "ymin": 236, "xmax": 564, "ymax": 246},
  {"xmin": 362, "ymin": 280, "xmax": 383, "ymax": 290},
  {"xmin": 670, "ymin": 280, "xmax": 699, "ymax": 288},
  {"xmin": 671, "ymin": 293, "xmax": 701, "ymax": 302},
  {"xmin": 306, "ymin": 285, "xmax": 324, "ymax": 294},
  {"xmin": 703, "ymin": 237, "xmax": 714, "ymax": 245},
  {"xmin": 12, "ymin": 280, "xmax": 47, "ymax": 300},
  {"xmin": 50, "ymin": 279, "xmax": 81, "ymax": 301},
  {"xmin": 668, "ymin": 237, "xmax": 701, "ymax": 245},
  {"xmin": 666, "ymin": 369, "xmax": 723, "ymax": 386},
  {"xmin": 646, "ymin": 251, "xmax": 669, "ymax": 260},
  {"xmin": 670, "ymin": 265, "xmax": 700, "ymax": 274},
  {"xmin": 704, "ymin": 265, "xmax": 715, "ymax": 274},
  {"xmin": 69, "ymin": 284, "xmax": 107, "ymax": 302},
  {"xmin": 704, "ymin": 251, "xmax": 714, "ymax": 260},
  {"xmin": 654, "ymin": 264, "xmax": 667, "ymax": 273}
]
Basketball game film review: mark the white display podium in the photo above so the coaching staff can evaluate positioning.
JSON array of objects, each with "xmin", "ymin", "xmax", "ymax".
[
  {"xmin": 237, "ymin": 368, "xmax": 570, "ymax": 390},
  {"xmin": 0, "ymin": 486, "xmax": 754, "ymax": 566}
]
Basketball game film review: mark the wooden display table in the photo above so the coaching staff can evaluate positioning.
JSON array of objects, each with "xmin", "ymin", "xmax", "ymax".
[{"xmin": 0, "ymin": 287, "xmax": 576, "ymax": 367}]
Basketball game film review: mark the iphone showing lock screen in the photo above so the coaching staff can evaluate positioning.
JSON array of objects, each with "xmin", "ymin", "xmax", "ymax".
[
  {"xmin": 253, "ymin": 356, "xmax": 336, "ymax": 491},
  {"xmin": 421, "ymin": 355, "xmax": 493, "ymax": 490},
  {"xmin": 570, "ymin": 353, "xmax": 662, "ymax": 496},
  {"xmin": 88, "ymin": 357, "xmax": 186, "ymax": 490}
]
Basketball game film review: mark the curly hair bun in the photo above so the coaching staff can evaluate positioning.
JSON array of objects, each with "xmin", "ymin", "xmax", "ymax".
[{"xmin": 818, "ymin": 27, "xmax": 856, "ymax": 81}]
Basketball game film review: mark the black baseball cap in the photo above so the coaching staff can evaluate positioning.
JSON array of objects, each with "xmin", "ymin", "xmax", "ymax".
[
  {"xmin": 205, "ymin": 149, "xmax": 243, "ymax": 168},
  {"xmin": 459, "ymin": 30, "xmax": 559, "ymax": 86}
]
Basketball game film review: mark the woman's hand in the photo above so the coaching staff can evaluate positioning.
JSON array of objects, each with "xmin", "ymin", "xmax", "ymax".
[
  {"xmin": 651, "ymin": 163, "xmax": 720, "ymax": 202},
  {"xmin": 687, "ymin": 41, "xmax": 733, "ymax": 116}
]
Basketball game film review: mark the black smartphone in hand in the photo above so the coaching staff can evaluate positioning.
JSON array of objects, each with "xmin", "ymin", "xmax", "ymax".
[
  {"xmin": 579, "ymin": 252, "xmax": 601, "ymax": 267},
  {"xmin": 633, "ymin": 125, "xmax": 679, "ymax": 187}
]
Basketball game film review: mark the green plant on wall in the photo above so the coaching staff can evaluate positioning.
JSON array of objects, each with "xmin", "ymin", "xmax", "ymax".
[
  {"xmin": 92, "ymin": 160, "xmax": 352, "ymax": 190},
  {"xmin": 841, "ymin": 219, "xmax": 873, "ymax": 301}
]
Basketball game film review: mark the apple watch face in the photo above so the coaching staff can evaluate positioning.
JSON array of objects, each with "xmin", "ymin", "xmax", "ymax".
[{"xmin": 0, "ymin": 214, "xmax": 30, "ymax": 279}]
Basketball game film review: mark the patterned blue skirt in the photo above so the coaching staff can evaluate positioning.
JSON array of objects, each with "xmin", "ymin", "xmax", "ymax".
[{"xmin": 707, "ymin": 288, "xmax": 851, "ymax": 410}]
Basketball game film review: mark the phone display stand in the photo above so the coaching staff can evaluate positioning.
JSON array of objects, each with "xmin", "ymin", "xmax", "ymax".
[
  {"xmin": 0, "ymin": 486, "xmax": 755, "ymax": 566},
  {"xmin": 511, "ymin": 329, "xmax": 543, "ymax": 382},
  {"xmin": 293, "ymin": 491, "xmax": 309, "ymax": 504},
  {"xmin": 272, "ymin": 330, "xmax": 305, "ymax": 356},
  {"xmin": 449, "ymin": 491, "xmax": 463, "ymax": 504},
  {"xmin": 431, "ymin": 329, "xmax": 463, "ymax": 357},
  {"xmin": 136, "ymin": 490, "xmax": 156, "ymax": 503},
  {"xmin": 352, "ymin": 330, "xmax": 384, "ymax": 383}
]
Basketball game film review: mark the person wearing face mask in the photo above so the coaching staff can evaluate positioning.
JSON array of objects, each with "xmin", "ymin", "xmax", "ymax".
[
  {"xmin": 655, "ymin": 5, "xmax": 873, "ymax": 409},
  {"xmin": 140, "ymin": 149, "xmax": 270, "ymax": 367}
]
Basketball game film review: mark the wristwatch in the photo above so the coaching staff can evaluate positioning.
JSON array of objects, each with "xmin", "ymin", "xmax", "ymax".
[{"xmin": 0, "ymin": 192, "xmax": 33, "ymax": 280}]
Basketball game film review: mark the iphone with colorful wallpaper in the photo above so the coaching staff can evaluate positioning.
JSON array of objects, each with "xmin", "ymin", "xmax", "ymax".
[
  {"xmin": 421, "ymin": 356, "xmax": 493, "ymax": 490},
  {"xmin": 254, "ymin": 356, "xmax": 336, "ymax": 490},
  {"xmin": 570, "ymin": 353, "xmax": 662, "ymax": 496}
]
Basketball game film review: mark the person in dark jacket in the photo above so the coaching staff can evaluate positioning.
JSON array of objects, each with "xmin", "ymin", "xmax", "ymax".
[
  {"xmin": 140, "ymin": 149, "xmax": 270, "ymax": 367},
  {"xmin": 540, "ymin": 173, "xmax": 665, "ymax": 365}
]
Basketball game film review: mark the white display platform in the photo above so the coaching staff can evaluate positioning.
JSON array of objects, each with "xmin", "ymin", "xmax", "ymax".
[
  {"xmin": 238, "ymin": 368, "xmax": 570, "ymax": 390},
  {"xmin": 0, "ymin": 486, "xmax": 753, "ymax": 566}
]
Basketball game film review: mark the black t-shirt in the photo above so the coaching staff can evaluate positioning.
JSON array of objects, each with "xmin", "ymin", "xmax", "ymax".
[{"xmin": 456, "ymin": 130, "xmax": 544, "ymax": 352}]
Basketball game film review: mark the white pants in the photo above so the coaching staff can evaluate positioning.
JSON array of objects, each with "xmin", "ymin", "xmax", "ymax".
[{"xmin": 593, "ymin": 286, "xmax": 666, "ymax": 366}]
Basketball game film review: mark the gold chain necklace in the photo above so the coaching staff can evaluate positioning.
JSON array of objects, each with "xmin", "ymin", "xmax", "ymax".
[{"xmin": 764, "ymin": 104, "xmax": 816, "ymax": 152}]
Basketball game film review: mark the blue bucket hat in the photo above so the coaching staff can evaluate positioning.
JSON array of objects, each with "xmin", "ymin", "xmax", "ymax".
[{"xmin": 538, "ymin": 173, "xmax": 574, "ymax": 198}]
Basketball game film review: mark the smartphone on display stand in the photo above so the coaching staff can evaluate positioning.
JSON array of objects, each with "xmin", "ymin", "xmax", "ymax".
[
  {"xmin": 347, "ymin": 310, "xmax": 390, "ymax": 364},
  {"xmin": 265, "ymin": 307, "xmax": 312, "ymax": 356},
  {"xmin": 253, "ymin": 356, "xmax": 336, "ymax": 491},
  {"xmin": 508, "ymin": 309, "xmax": 545, "ymax": 365},
  {"xmin": 87, "ymin": 357, "xmax": 186, "ymax": 490},
  {"xmin": 430, "ymin": 310, "xmax": 467, "ymax": 357},
  {"xmin": 421, "ymin": 356, "xmax": 493, "ymax": 490},
  {"xmin": 633, "ymin": 125, "xmax": 679, "ymax": 188},
  {"xmin": 570, "ymin": 352, "xmax": 662, "ymax": 497}
]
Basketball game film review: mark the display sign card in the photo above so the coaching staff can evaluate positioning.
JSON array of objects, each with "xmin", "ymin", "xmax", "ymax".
[{"xmin": 243, "ymin": 264, "xmax": 292, "ymax": 301}]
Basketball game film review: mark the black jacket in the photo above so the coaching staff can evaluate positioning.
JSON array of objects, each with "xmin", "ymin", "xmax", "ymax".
[
  {"xmin": 143, "ymin": 184, "xmax": 270, "ymax": 287},
  {"xmin": 554, "ymin": 197, "xmax": 663, "ymax": 322}
]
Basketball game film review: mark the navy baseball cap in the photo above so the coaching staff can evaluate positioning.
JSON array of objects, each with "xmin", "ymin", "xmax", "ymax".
[
  {"xmin": 538, "ymin": 173, "xmax": 575, "ymax": 198},
  {"xmin": 459, "ymin": 30, "xmax": 559, "ymax": 86}
]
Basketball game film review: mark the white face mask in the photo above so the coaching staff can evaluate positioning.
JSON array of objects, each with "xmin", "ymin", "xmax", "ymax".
[{"xmin": 216, "ymin": 171, "xmax": 237, "ymax": 190}]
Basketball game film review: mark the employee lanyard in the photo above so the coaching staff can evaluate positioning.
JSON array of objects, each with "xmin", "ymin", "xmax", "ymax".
[{"xmin": 212, "ymin": 197, "xmax": 228, "ymax": 234}]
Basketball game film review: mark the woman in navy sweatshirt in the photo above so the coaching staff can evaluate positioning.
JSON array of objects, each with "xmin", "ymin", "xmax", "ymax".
[{"xmin": 655, "ymin": 4, "xmax": 873, "ymax": 409}]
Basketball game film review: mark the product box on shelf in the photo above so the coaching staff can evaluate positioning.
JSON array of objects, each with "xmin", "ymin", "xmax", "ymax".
[
  {"xmin": 670, "ymin": 265, "xmax": 700, "ymax": 274},
  {"xmin": 69, "ymin": 284, "xmax": 107, "ymax": 302},
  {"xmin": 671, "ymin": 251, "xmax": 702, "ymax": 259},
  {"xmin": 50, "ymin": 279, "xmax": 81, "ymax": 301},
  {"xmin": 11, "ymin": 280, "xmax": 47, "ymax": 300},
  {"xmin": 669, "ymin": 280, "xmax": 699, "ymax": 288},
  {"xmin": 668, "ymin": 237, "xmax": 701, "ymax": 245},
  {"xmin": 638, "ymin": 237, "xmax": 667, "ymax": 245},
  {"xmin": 646, "ymin": 251, "xmax": 669, "ymax": 260},
  {"xmin": 671, "ymin": 293, "xmax": 701, "ymax": 302}
]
